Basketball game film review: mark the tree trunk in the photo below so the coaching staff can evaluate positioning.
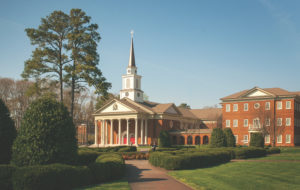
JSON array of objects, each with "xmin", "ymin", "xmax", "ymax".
[{"xmin": 70, "ymin": 61, "xmax": 76, "ymax": 119}]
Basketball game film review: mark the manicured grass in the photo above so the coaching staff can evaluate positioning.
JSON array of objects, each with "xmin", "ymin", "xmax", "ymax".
[
  {"xmin": 76, "ymin": 179, "xmax": 130, "ymax": 190},
  {"xmin": 169, "ymin": 162, "xmax": 300, "ymax": 190},
  {"xmin": 254, "ymin": 147, "xmax": 300, "ymax": 160}
]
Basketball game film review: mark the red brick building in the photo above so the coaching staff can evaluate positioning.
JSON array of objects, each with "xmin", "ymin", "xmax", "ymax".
[
  {"xmin": 221, "ymin": 87, "xmax": 300, "ymax": 146},
  {"xmin": 92, "ymin": 33, "xmax": 221, "ymax": 147}
]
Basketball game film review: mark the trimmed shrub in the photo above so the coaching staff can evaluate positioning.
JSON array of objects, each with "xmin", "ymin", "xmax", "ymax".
[
  {"xmin": 233, "ymin": 147, "xmax": 266, "ymax": 159},
  {"xmin": 75, "ymin": 150, "xmax": 101, "ymax": 166},
  {"xmin": 266, "ymin": 147, "xmax": 280, "ymax": 154},
  {"xmin": 250, "ymin": 133, "xmax": 264, "ymax": 148},
  {"xmin": 89, "ymin": 153, "xmax": 125, "ymax": 183},
  {"xmin": 210, "ymin": 128, "xmax": 227, "ymax": 147},
  {"xmin": 0, "ymin": 165, "xmax": 16, "ymax": 190},
  {"xmin": 120, "ymin": 152, "xmax": 148, "ymax": 160},
  {"xmin": 0, "ymin": 99, "xmax": 16, "ymax": 164},
  {"xmin": 11, "ymin": 97, "xmax": 77, "ymax": 166},
  {"xmin": 158, "ymin": 130, "xmax": 171, "ymax": 148},
  {"xmin": 12, "ymin": 164, "xmax": 92, "ymax": 190},
  {"xmin": 80, "ymin": 146, "xmax": 137, "ymax": 153},
  {"xmin": 223, "ymin": 128, "xmax": 236, "ymax": 147},
  {"xmin": 149, "ymin": 151, "xmax": 231, "ymax": 170},
  {"xmin": 118, "ymin": 146, "xmax": 137, "ymax": 152}
]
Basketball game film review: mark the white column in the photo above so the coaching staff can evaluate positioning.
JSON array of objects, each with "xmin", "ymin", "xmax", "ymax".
[
  {"xmin": 102, "ymin": 120, "xmax": 105, "ymax": 145},
  {"xmin": 110, "ymin": 119, "xmax": 113, "ymax": 145},
  {"xmin": 94, "ymin": 120, "xmax": 98, "ymax": 145},
  {"xmin": 105, "ymin": 120, "xmax": 108, "ymax": 145},
  {"xmin": 135, "ymin": 118, "xmax": 138, "ymax": 146},
  {"xmin": 127, "ymin": 119, "xmax": 129, "ymax": 145},
  {"xmin": 145, "ymin": 119, "xmax": 148, "ymax": 144},
  {"xmin": 140, "ymin": 119, "xmax": 144, "ymax": 145},
  {"xmin": 118, "ymin": 119, "xmax": 121, "ymax": 145}
]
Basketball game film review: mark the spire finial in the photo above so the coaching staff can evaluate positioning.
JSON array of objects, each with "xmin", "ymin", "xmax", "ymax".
[{"xmin": 130, "ymin": 30, "xmax": 134, "ymax": 38}]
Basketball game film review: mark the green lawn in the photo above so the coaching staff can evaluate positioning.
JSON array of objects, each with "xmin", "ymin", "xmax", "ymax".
[
  {"xmin": 253, "ymin": 147, "xmax": 300, "ymax": 161},
  {"xmin": 169, "ymin": 162, "xmax": 300, "ymax": 190},
  {"xmin": 76, "ymin": 179, "xmax": 130, "ymax": 190}
]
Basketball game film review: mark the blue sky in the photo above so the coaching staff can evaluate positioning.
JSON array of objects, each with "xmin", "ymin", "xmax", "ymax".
[{"xmin": 1, "ymin": 0, "xmax": 300, "ymax": 108}]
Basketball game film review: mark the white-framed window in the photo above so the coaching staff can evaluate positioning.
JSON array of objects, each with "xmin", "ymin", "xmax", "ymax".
[
  {"xmin": 244, "ymin": 119, "xmax": 248, "ymax": 127},
  {"xmin": 286, "ymin": 101, "xmax": 291, "ymax": 109},
  {"xmin": 226, "ymin": 120, "xmax": 230, "ymax": 127},
  {"xmin": 244, "ymin": 103, "xmax": 248, "ymax": 111},
  {"xmin": 286, "ymin": 134, "xmax": 291, "ymax": 143},
  {"xmin": 226, "ymin": 104, "xmax": 230, "ymax": 112},
  {"xmin": 233, "ymin": 119, "xmax": 238, "ymax": 127},
  {"xmin": 234, "ymin": 135, "xmax": 238, "ymax": 143},
  {"xmin": 277, "ymin": 134, "xmax": 282, "ymax": 143},
  {"xmin": 265, "ymin": 134, "xmax": 270, "ymax": 143},
  {"xmin": 277, "ymin": 101, "xmax": 282, "ymax": 110},
  {"xmin": 266, "ymin": 118, "xmax": 271, "ymax": 126},
  {"xmin": 253, "ymin": 118, "xmax": 260, "ymax": 128},
  {"xmin": 243, "ymin": 135, "xmax": 249, "ymax": 143},
  {"xmin": 286, "ymin": 118, "xmax": 291, "ymax": 126},
  {"xmin": 233, "ymin": 104, "xmax": 238, "ymax": 112},
  {"xmin": 277, "ymin": 118, "xmax": 282, "ymax": 126},
  {"xmin": 265, "ymin": 102, "xmax": 270, "ymax": 110}
]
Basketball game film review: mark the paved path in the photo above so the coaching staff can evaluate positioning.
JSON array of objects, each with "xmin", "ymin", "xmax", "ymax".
[{"xmin": 125, "ymin": 160, "xmax": 193, "ymax": 190}]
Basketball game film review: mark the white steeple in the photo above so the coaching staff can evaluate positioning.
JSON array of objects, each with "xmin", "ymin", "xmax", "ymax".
[{"xmin": 120, "ymin": 31, "xmax": 144, "ymax": 102}]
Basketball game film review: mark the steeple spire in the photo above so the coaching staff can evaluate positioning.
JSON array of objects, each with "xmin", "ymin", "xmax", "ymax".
[{"xmin": 128, "ymin": 30, "xmax": 136, "ymax": 68}]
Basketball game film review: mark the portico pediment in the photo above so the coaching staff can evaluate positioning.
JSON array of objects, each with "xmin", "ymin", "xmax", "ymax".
[
  {"xmin": 240, "ymin": 87, "xmax": 275, "ymax": 98},
  {"xmin": 94, "ymin": 99, "xmax": 136, "ymax": 115}
]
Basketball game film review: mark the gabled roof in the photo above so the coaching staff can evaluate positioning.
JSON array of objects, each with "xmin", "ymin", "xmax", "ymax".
[
  {"xmin": 221, "ymin": 87, "xmax": 300, "ymax": 100},
  {"xmin": 177, "ymin": 107, "xmax": 198, "ymax": 119},
  {"xmin": 190, "ymin": 108, "xmax": 222, "ymax": 120}
]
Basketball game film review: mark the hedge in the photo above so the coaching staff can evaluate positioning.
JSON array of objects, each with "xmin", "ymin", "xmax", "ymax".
[
  {"xmin": 233, "ymin": 147, "xmax": 267, "ymax": 159},
  {"xmin": 80, "ymin": 146, "xmax": 137, "ymax": 153},
  {"xmin": 74, "ymin": 150, "xmax": 102, "ymax": 166},
  {"xmin": 0, "ymin": 165, "xmax": 16, "ymax": 190},
  {"xmin": 250, "ymin": 133, "xmax": 264, "ymax": 148},
  {"xmin": 266, "ymin": 147, "xmax": 281, "ymax": 154},
  {"xmin": 149, "ymin": 151, "xmax": 231, "ymax": 170},
  {"xmin": 10, "ymin": 153, "xmax": 125, "ymax": 190}
]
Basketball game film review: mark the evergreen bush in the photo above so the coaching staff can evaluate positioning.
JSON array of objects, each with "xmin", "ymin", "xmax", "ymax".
[
  {"xmin": 0, "ymin": 165, "xmax": 16, "ymax": 190},
  {"xmin": 250, "ymin": 133, "xmax": 264, "ymax": 148},
  {"xmin": 158, "ymin": 130, "xmax": 171, "ymax": 148},
  {"xmin": 223, "ymin": 128, "xmax": 236, "ymax": 147},
  {"xmin": 210, "ymin": 128, "xmax": 227, "ymax": 147},
  {"xmin": 0, "ymin": 99, "xmax": 16, "ymax": 164},
  {"xmin": 11, "ymin": 97, "xmax": 77, "ymax": 166}
]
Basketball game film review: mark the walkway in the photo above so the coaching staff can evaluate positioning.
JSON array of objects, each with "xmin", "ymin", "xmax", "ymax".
[{"xmin": 125, "ymin": 160, "xmax": 193, "ymax": 190}]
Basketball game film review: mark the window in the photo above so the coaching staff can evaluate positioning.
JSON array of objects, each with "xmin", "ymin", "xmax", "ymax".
[
  {"xmin": 254, "ymin": 103, "xmax": 260, "ymax": 109},
  {"xmin": 253, "ymin": 118, "xmax": 260, "ymax": 128},
  {"xmin": 244, "ymin": 103, "xmax": 248, "ymax": 111},
  {"xmin": 226, "ymin": 104, "xmax": 230, "ymax": 112},
  {"xmin": 234, "ymin": 135, "xmax": 238, "ymax": 143},
  {"xmin": 277, "ymin": 118, "xmax": 282, "ymax": 126},
  {"xmin": 277, "ymin": 134, "xmax": 282, "ymax": 143},
  {"xmin": 265, "ymin": 102, "xmax": 270, "ymax": 110},
  {"xmin": 265, "ymin": 134, "xmax": 270, "ymax": 143},
  {"xmin": 135, "ymin": 79, "xmax": 139, "ymax": 89},
  {"xmin": 233, "ymin": 119, "xmax": 238, "ymax": 127},
  {"xmin": 226, "ymin": 120, "xmax": 230, "ymax": 127},
  {"xmin": 243, "ymin": 135, "xmax": 248, "ymax": 143},
  {"xmin": 266, "ymin": 118, "xmax": 271, "ymax": 126},
  {"xmin": 277, "ymin": 101, "xmax": 282, "ymax": 110},
  {"xmin": 233, "ymin": 104, "xmax": 238, "ymax": 112},
  {"xmin": 286, "ymin": 134, "xmax": 291, "ymax": 143},
  {"xmin": 244, "ymin": 119, "xmax": 248, "ymax": 127},
  {"xmin": 286, "ymin": 101, "xmax": 291, "ymax": 109},
  {"xmin": 286, "ymin": 118, "xmax": 291, "ymax": 126}
]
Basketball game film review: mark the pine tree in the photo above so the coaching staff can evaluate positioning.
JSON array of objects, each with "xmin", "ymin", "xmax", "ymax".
[
  {"xmin": 210, "ymin": 128, "xmax": 227, "ymax": 147},
  {"xmin": 223, "ymin": 128, "xmax": 236, "ymax": 147}
]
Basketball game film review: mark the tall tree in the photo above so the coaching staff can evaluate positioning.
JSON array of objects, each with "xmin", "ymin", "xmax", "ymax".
[
  {"xmin": 65, "ymin": 9, "xmax": 111, "ymax": 118},
  {"xmin": 178, "ymin": 103, "xmax": 191, "ymax": 109},
  {"xmin": 22, "ymin": 11, "xmax": 71, "ymax": 102}
]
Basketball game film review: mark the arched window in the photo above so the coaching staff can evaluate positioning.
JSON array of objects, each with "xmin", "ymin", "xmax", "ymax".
[
  {"xmin": 195, "ymin": 136, "xmax": 201, "ymax": 145},
  {"xmin": 187, "ymin": 136, "xmax": 193, "ymax": 145},
  {"xmin": 179, "ymin": 136, "xmax": 185, "ymax": 145},
  {"xmin": 203, "ymin": 135, "xmax": 209, "ymax": 144},
  {"xmin": 126, "ymin": 78, "xmax": 130, "ymax": 89}
]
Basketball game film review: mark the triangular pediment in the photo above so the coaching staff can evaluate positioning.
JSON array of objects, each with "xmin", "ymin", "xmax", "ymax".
[
  {"xmin": 94, "ymin": 99, "xmax": 136, "ymax": 114},
  {"xmin": 241, "ymin": 87, "xmax": 275, "ymax": 98},
  {"xmin": 165, "ymin": 105, "xmax": 180, "ymax": 114}
]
